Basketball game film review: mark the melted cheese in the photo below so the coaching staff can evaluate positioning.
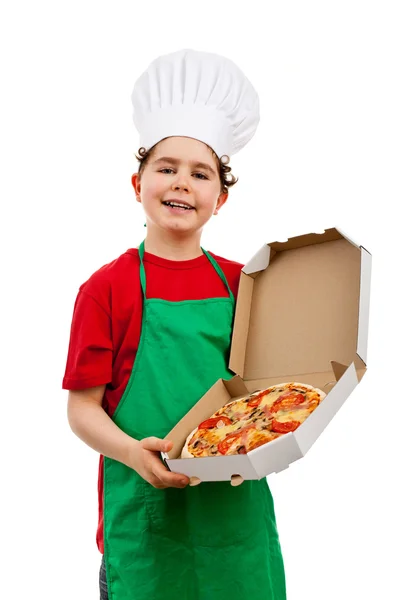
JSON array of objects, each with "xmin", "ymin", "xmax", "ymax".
[{"xmin": 274, "ymin": 408, "xmax": 311, "ymax": 423}]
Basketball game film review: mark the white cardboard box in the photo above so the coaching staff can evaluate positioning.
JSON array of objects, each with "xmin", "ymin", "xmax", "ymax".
[{"xmin": 162, "ymin": 227, "xmax": 372, "ymax": 482}]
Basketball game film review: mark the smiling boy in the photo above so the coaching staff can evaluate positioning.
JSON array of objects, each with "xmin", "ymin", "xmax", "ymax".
[{"xmin": 63, "ymin": 49, "xmax": 286, "ymax": 600}]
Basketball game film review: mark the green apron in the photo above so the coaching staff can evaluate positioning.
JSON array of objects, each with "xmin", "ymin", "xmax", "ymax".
[{"xmin": 103, "ymin": 241, "xmax": 286, "ymax": 600}]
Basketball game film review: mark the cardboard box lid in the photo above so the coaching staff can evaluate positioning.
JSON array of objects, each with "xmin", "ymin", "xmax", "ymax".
[{"xmin": 229, "ymin": 227, "xmax": 371, "ymax": 384}]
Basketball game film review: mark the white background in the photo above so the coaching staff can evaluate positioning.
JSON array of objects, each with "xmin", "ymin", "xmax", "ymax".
[{"xmin": 1, "ymin": 1, "xmax": 399, "ymax": 598}]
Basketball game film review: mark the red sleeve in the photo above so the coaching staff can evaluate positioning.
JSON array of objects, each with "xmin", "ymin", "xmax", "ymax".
[{"xmin": 62, "ymin": 289, "xmax": 113, "ymax": 390}]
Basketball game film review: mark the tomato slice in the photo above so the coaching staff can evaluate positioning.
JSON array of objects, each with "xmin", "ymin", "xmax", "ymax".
[
  {"xmin": 198, "ymin": 416, "xmax": 232, "ymax": 429},
  {"xmin": 247, "ymin": 392, "xmax": 262, "ymax": 407},
  {"xmin": 248, "ymin": 396, "xmax": 262, "ymax": 408},
  {"xmin": 217, "ymin": 424, "xmax": 257, "ymax": 455},
  {"xmin": 218, "ymin": 431, "xmax": 243, "ymax": 455},
  {"xmin": 271, "ymin": 419, "xmax": 301, "ymax": 433},
  {"xmin": 247, "ymin": 388, "xmax": 273, "ymax": 408},
  {"xmin": 270, "ymin": 393, "xmax": 305, "ymax": 414}
]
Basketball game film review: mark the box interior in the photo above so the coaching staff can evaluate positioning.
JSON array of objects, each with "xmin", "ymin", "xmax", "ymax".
[{"xmin": 229, "ymin": 231, "xmax": 365, "ymax": 391}]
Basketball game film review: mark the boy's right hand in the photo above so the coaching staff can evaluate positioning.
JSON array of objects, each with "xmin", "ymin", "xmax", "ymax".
[{"xmin": 127, "ymin": 437, "xmax": 190, "ymax": 489}]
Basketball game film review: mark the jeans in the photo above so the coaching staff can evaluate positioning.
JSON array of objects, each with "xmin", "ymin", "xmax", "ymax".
[{"xmin": 99, "ymin": 554, "xmax": 108, "ymax": 600}]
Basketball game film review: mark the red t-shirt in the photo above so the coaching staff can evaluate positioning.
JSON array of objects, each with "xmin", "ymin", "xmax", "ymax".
[{"xmin": 62, "ymin": 247, "xmax": 244, "ymax": 554}]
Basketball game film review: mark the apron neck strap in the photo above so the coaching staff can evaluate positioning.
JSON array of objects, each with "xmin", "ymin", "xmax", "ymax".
[
  {"xmin": 201, "ymin": 248, "xmax": 235, "ymax": 301},
  {"xmin": 138, "ymin": 240, "xmax": 234, "ymax": 301}
]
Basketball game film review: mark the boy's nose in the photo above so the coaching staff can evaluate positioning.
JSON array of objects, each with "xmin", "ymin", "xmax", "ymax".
[{"xmin": 173, "ymin": 182, "xmax": 190, "ymax": 192}]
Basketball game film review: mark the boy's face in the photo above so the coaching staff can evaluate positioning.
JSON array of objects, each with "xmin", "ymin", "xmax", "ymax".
[{"xmin": 132, "ymin": 136, "xmax": 228, "ymax": 237}]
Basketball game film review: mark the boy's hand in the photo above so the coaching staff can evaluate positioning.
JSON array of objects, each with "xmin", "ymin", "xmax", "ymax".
[{"xmin": 127, "ymin": 437, "xmax": 190, "ymax": 489}]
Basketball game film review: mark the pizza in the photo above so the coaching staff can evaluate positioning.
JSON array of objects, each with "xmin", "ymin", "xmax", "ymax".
[{"xmin": 181, "ymin": 382, "xmax": 326, "ymax": 458}]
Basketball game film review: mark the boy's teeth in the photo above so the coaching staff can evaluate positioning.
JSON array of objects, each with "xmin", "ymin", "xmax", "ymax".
[{"xmin": 165, "ymin": 202, "xmax": 192, "ymax": 209}]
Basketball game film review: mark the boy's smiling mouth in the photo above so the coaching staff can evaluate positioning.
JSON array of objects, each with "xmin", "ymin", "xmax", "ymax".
[{"xmin": 162, "ymin": 199, "xmax": 195, "ymax": 211}]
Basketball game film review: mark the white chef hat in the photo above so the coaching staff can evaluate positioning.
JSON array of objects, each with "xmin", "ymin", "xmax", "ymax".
[{"xmin": 131, "ymin": 48, "xmax": 260, "ymax": 159}]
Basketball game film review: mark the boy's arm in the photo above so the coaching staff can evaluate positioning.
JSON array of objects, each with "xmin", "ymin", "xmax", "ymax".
[
  {"xmin": 67, "ymin": 386, "xmax": 138, "ymax": 466},
  {"xmin": 67, "ymin": 386, "xmax": 190, "ymax": 489}
]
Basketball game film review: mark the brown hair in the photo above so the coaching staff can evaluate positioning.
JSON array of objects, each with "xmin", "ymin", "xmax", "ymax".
[{"xmin": 134, "ymin": 142, "xmax": 238, "ymax": 194}]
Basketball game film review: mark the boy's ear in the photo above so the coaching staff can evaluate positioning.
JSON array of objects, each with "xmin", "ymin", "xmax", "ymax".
[
  {"xmin": 214, "ymin": 191, "xmax": 228, "ymax": 215},
  {"xmin": 131, "ymin": 173, "xmax": 141, "ymax": 203}
]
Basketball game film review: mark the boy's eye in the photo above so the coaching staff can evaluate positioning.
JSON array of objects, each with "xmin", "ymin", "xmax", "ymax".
[{"xmin": 159, "ymin": 168, "xmax": 208, "ymax": 180}]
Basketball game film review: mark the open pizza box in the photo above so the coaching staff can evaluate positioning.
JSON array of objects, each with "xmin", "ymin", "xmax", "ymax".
[{"xmin": 161, "ymin": 227, "xmax": 372, "ymax": 482}]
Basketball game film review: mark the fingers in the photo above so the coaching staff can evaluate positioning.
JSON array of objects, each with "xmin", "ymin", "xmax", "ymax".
[
  {"xmin": 141, "ymin": 438, "xmax": 244, "ymax": 488},
  {"xmin": 152, "ymin": 460, "xmax": 190, "ymax": 489},
  {"xmin": 141, "ymin": 438, "xmax": 189, "ymax": 489},
  {"xmin": 142, "ymin": 437, "xmax": 173, "ymax": 453},
  {"xmin": 189, "ymin": 477, "xmax": 201, "ymax": 486},
  {"xmin": 190, "ymin": 476, "xmax": 244, "ymax": 486}
]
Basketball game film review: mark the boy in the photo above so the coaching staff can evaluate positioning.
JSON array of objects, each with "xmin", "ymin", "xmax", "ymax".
[{"xmin": 63, "ymin": 49, "xmax": 286, "ymax": 600}]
